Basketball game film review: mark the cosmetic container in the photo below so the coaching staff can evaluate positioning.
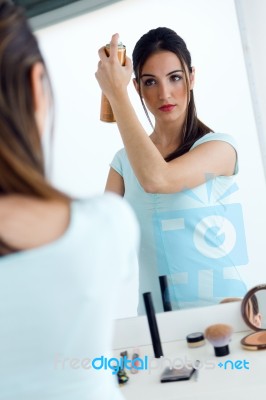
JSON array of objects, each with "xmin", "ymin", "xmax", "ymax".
[{"xmin": 186, "ymin": 332, "xmax": 205, "ymax": 348}]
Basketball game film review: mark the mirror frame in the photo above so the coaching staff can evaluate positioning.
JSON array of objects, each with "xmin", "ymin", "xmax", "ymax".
[
  {"xmin": 240, "ymin": 284, "xmax": 266, "ymax": 351},
  {"xmin": 241, "ymin": 284, "xmax": 266, "ymax": 331},
  {"xmin": 15, "ymin": 0, "xmax": 123, "ymax": 31}
]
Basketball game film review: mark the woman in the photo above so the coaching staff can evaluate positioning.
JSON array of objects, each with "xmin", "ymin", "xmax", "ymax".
[
  {"xmin": 0, "ymin": 1, "xmax": 138, "ymax": 399},
  {"xmin": 96, "ymin": 27, "xmax": 247, "ymax": 314}
]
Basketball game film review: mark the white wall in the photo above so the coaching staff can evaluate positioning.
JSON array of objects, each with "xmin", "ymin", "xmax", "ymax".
[
  {"xmin": 235, "ymin": 0, "xmax": 266, "ymax": 178},
  {"xmin": 36, "ymin": 0, "xmax": 266, "ymax": 319}
]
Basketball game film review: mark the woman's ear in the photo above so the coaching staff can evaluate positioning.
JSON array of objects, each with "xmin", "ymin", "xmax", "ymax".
[
  {"xmin": 30, "ymin": 62, "xmax": 48, "ymax": 136},
  {"xmin": 133, "ymin": 78, "xmax": 141, "ymax": 96},
  {"xmin": 189, "ymin": 67, "xmax": 195, "ymax": 90},
  {"xmin": 30, "ymin": 62, "xmax": 45, "ymax": 112}
]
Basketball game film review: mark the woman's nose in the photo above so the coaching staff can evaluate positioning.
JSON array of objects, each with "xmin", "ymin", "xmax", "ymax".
[{"xmin": 158, "ymin": 82, "xmax": 171, "ymax": 100}]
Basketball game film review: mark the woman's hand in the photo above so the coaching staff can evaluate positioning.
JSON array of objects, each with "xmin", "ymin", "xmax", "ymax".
[{"xmin": 95, "ymin": 33, "xmax": 133, "ymax": 101}]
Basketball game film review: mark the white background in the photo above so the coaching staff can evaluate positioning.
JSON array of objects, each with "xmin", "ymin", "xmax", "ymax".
[{"xmin": 35, "ymin": 0, "xmax": 266, "ymax": 319}]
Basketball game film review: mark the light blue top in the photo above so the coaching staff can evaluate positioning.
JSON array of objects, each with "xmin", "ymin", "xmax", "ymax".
[
  {"xmin": 111, "ymin": 133, "xmax": 248, "ymax": 314},
  {"xmin": 0, "ymin": 194, "xmax": 139, "ymax": 400}
]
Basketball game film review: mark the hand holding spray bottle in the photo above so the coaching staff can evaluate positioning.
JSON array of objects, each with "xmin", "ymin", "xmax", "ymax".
[{"xmin": 100, "ymin": 41, "xmax": 126, "ymax": 122}]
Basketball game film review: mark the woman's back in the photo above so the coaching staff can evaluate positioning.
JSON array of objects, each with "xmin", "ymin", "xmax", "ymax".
[{"xmin": 0, "ymin": 193, "xmax": 138, "ymax": 400}]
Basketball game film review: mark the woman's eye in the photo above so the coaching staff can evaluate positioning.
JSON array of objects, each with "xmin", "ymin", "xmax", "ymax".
[
  {"xmin": 144, "ymin": 78, "xmax": 156, "ymax": 86},
  {"xmin": 170, "ymin": 74, "xmax": 182, "ymax": 82}
]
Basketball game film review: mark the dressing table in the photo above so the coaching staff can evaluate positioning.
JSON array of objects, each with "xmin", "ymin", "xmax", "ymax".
[{"xmin": 113, "ymin": 301, "xmax": 266, "ymax": 399}]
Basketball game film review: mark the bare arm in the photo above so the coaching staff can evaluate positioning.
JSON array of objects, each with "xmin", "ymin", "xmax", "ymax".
[
  {"xmin": 96, "ymin": 35, "xmax": 236, "ymax": 194},
  {"xmin": 105, "ymin": 168, "xmax": 125, "ymax": 196}
]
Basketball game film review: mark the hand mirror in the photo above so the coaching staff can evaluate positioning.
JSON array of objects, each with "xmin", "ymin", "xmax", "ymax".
[{"xmin": 241, "ymin": 284, "xmax": 266, "ymax": 350}]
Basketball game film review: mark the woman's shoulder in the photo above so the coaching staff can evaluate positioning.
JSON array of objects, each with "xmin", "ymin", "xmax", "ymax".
[
  {"xmin": 190, "ymin": 132, "xmax": 238, "ymax": 150},
  {"xmin": 115, "ymin": 147, "xmax": 127, "ymax": 157},
  {"xmin": 0, "ymin": 194, "xmax": 139, "ymax": 262},
  {"xmin": 110, "ymin": 147, "xmax": 130, "ymax": 175},
  {"xmin": 73, "ymin": 193, "xmax": 139, "ymax": 237},
  {"xmin": 111, "ymin": 147, "xmax": 127, "ymax": 163},
  {"xmin": 74, "ymin": 192, "xmax": 132, "ymax": 214},
  {"xmin": 71, "ymin": 195, "xmax": 140, "ymax": 278}
]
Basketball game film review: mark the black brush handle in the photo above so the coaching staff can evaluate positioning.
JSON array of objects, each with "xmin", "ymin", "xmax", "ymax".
[
  {"xmin": 159, "ymin": 275, "xmax": 172, "ymax": 312},
  {"xmin": 143, "ymin": 292, "xmax": 163, "ymax": 358}
]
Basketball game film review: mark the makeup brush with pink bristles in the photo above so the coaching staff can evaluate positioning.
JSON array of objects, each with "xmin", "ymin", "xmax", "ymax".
[{"xmin": 205, "ymin": 324, "xmax": 233, "ymax": 357}]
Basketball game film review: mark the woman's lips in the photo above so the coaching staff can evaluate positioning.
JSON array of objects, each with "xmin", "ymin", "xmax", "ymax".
[{"xmin": 159, "ymin": 104, "xmax": 176, "ymax": 112}]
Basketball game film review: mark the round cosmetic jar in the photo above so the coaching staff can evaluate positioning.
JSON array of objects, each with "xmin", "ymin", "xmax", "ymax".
[{"xmin": 186, "ymin": 332, "xmax": 205, "ymax": 348}]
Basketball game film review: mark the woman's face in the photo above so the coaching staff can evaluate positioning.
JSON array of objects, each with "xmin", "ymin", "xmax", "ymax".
[{"xmin": 135, "ymin": 51, "xmax": 194, "ymax": 125}]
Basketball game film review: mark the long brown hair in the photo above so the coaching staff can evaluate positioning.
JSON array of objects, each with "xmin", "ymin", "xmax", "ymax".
[
  {"xmin": 132, "ymin": 27, "xmax": 213, "ymax": 161},
  {"xmin": 0, "ymin": 0, "xmax": 68, "ymax": 201}
]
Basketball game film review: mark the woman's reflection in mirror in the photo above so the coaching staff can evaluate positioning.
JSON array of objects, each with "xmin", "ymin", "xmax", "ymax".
[
  {"xmin": 96, "ymin": 27, "xmax": 248, "ymax": 314},
  {"xmin": 246, "ymin": 294, "xmax": 262, "ymax": 328}
]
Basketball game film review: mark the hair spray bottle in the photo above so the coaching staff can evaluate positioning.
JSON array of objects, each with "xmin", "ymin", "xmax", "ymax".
[{"xmin": 100, "ymin": 42, "xmax": 126, "ymax": 123}]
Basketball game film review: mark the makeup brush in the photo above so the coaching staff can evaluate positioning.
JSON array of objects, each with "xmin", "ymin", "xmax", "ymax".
[{"xmin": 204, "ymin": 324, "xmax": 233, "ymax": 357}]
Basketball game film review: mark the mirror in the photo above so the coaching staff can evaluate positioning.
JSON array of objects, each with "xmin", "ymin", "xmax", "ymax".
[
  {"xmin": 241, "ymin": 284, "xmax": 266, "ymax": 350},
  {"xmin": 34, "ymin": 0, "xmax": 266, "ymax": 319}
]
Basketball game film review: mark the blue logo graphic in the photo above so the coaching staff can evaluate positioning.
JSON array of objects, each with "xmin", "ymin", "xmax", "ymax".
[
  {"xmin": 153, "ymin": 179, "xmax": 248, "ymax": 307},
  {"xmin": 92, "ymin": 355, "xmax": 148, "ymax": 375},
  {"xmin": 218, "ymin": 359, "xmax": 250, "ymax": 370}
]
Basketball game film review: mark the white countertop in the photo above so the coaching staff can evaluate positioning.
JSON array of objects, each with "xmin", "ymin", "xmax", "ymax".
[
  {"xmin": 116, "ymin": 332, "xmax": 266, "ymax": 399},
  {"xmin": 113, "ymin": 302, "xmax": 266, "ymax": 399}
]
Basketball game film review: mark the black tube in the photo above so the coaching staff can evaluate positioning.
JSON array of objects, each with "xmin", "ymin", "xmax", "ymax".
[
  {"xmin": 143, "ymin": 292, "xmax": 163, "ymax": 358},
  {"xmin": 159, "ymin": 275, "xmax": 172, "ymax": 312}
]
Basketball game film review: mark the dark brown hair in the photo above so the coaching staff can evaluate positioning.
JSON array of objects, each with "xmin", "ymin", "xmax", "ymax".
[
  {"xmin": 0, "ymin": 0, "xmax": 67, "ymax": 201},
  {"xmin": 132, "ymin": 27, "xmax": 213, "ymax": 161}
]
